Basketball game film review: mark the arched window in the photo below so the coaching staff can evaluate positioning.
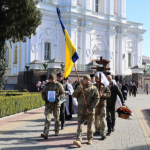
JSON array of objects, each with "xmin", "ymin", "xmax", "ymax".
[
  {"xmin": 5, "ymin": 47, "xmax": 9, "ymax": 67},
  {"xmin": 44, "ymin": 42, "xmax": 51, "ymax": 60}
]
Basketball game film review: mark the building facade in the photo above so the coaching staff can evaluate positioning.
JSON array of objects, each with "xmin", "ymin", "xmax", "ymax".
[{"xmin": 5, "ymin": 0, "xmax": 146, "ymax": 83}]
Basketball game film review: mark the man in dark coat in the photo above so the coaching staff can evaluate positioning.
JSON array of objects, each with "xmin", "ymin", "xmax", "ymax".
[
  {"xmin": 57, "ymin": 72, "xmax": 70, "ymax": 129},
  {"xmin": 121, "ymin": 82, "xmax": 128, "ymax": 100},
  {"xmin": 107, "ymin": 75, "xmax": 125, "ymax": 135}
]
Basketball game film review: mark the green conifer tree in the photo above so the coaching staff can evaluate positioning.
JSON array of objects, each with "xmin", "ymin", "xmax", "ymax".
[{"xmin": 0, "ymin": 0, "xmax": 42, "ymax": 89}]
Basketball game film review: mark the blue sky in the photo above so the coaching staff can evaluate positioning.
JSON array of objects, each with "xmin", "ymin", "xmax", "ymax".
[{"xmin": 126, "ymin": 0, "xmax": 150, "ymax": 57}]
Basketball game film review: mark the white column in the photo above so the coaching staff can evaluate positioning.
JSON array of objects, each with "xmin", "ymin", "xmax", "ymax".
[
  {"xmin": 116, "ymin": 33, "xmax": 123, "ymax": 75},
  {"xmin": 81, "ymin": 27, "xmax": 86, "ymax": 64},
  {"xmin": 26, "ymin": 38, "xmax": 29, "ymax": 65},
  {"xmin": 20, "ymin": 42, "xmax": 26, "ymax": 71},
  {"xmin": 86, "ymin": 0, "xmax": 90, "ymax": 10},
  {"xmin": 56, "ymin": 25, "xmax": 60, "ymax": 59},
  {"xmin": 103, "ymin": 0, "xmax": 107, "ymax": 14},
  {"xmin": 135, "ymin": 37, "xmax": 139, "ymax": 66},
  {"xmin": 17, "ymin": 42, "xmax": 20, "ymax": 75},
  {"xmin": 28, "ymin": 38, "xmax": 31, "ymax": 63},
  {"xmin": 108, "ymin": 32, "xmax": 115, "ymax": 74},
  {"xmin": 118, "ymin": 0, "xmax": 126, "ymax": 18},
  {"xmin": 107, "ymin": 0, "xmax": 114, "ymax": 15},
  {"xmin": 11, "ymin": 43, "xmax": 14, "ymax": 76}
]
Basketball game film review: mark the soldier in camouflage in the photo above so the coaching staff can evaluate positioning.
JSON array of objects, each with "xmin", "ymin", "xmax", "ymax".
[
  {"xmin": 41, "ymin": 73, "xmax": 65, "ymax": 139},
  {"xmin": 72, "ymin": 75, "xmax": 100, "ymax": 147},
  {"xmin": 93, "ymin": 75, "xmax": 111, "ymax": 140}
]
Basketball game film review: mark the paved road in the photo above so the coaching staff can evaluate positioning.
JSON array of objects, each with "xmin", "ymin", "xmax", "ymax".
[{"xmin": 0, "ymin": 89, "xmax": 150, "ymax": 150}]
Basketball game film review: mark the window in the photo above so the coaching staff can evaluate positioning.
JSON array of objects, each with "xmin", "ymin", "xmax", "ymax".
[
  {"xmin": 44, "ymin": 42, "xmax": 51, "ymax": 60},
  {"xmin": 95, "ymin": 0, "xmax": 99, "ymax": 12},
  {"xmin": 128, "ymin": 53, "xmax": 131, "ymax": 68},
  {"xmin": 5, "ymin": 47, "xmax": 9, "ymax": 67}
]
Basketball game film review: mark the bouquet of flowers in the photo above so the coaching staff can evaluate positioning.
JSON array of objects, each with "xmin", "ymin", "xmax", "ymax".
[{"xmin": 117, "ymin": 106, "xmax": 132, "ymax": 119}]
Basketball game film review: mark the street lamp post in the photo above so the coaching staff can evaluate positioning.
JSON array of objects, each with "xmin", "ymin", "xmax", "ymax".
[
  {"xmin": 25, "ymin": 64, "xmax": 30, "ymax": 71},
  {"xmin": 25, "ymin": 64, "xmax": 30, "ymax": 84},
  {"xmin": 43, "ymin": 62, "xmax": 48, "ymax": 70},
  {"xmin": 143, "ymin": 69, "xmax": 147, "ymax": 75},
  {"xmin": 60, "ymin": 62, "xmax": 65, "ymax": 71}
]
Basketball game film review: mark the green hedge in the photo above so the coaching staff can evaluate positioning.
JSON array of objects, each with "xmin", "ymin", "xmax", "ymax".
[
  {"xmin": 0, "ymin": 92, "xmax": 39, "ymax": 96},
  {"xmin": 0, "ymin": 94, "xmax": 45, "ymax": 118},
  {"xmin": 0, "ymin": 90, "xmax": 19, "ymax": 92}
]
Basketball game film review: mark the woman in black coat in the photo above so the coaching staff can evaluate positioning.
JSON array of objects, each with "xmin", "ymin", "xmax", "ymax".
[
  {"xmin": 132, "ymin": 83, "xmax": 137, "ymax": 97},
  {"xmin": 121, "ymin": 82, "xmax": 128, "ymax": 100}
]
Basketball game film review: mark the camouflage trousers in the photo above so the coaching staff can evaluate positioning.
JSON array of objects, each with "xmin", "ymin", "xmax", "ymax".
[
  {"xmin": 95, "ymin": 106, "xmax": 107, "ymax": 136},
  {"xmin": 43, "ymin": 105, "xmax": 60, "ymax": 135},
  {"xmin": 76, "ymin": 113, "xmax": 95, "ymax": 141}
]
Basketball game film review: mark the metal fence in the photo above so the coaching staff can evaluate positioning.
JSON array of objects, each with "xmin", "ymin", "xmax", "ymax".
[{"xmin": 72, "ymin": 64, "xmax": 91, "ymax": 71}]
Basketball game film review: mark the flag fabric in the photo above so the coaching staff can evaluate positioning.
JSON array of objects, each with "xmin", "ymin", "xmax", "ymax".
[{"xmin": 56, "ymin": 7, "xmax": 79, "ymax": 78}]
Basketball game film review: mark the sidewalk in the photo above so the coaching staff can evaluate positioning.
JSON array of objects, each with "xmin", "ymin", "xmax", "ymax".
[{"xmin": 0, "ymin": 91, "xmax": 150, "ymax": 150}]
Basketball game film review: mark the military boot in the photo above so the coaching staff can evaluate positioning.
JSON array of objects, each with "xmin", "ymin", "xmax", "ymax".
[
  {"xmin": 55, "ymin": 131, "xmax": 59, "ymax": 136},
  {"xmin": 73, "ymin": 140, "xmax": 81, "ymax": 147},
  {"xmin": 93, "ymin": 131, "xmax": 100, "ymax": 136},
  {"xmin": 41, "ymin": 133, "xmax": 48, "ymax": 139},
  {"xmin": 101, "ymin": 135, "xmax": 106, "ymax": 140},
  {"xmin": 61, "ymin": 123, "xmax": 65, "ymax": 130},
  {"xmin": 88, "ymin": 140, "xmax": 92, "ymax": 145}
]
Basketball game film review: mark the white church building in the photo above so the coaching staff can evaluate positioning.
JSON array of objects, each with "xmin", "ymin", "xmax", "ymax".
[{"xmin": 5, "ymin": 0, "xmax": 146, "ymax": 83}]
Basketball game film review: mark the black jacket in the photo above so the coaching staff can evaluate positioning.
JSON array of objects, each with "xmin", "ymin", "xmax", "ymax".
[
  {"xmin": 107, "ymin": 82, "xmax": 124, "ymax": 107},
  {"xmin": 132, "ymin": 85, "xmax": 137, "ymax": 92},
  {"xmin": 121, "ymin": 85, "xmax": 128, "ymax": 94},
  {"xmin": 58, "ymin": 80, "xmax": 69, "ymax": 92}
]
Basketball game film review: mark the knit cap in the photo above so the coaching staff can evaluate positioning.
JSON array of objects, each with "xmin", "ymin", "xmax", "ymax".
[
  {"xmin": 49, "ymin": 73, "xmax": 55, "ymax": 80},
  {"xmin": 83, "ymin": 75, "xmax": 91, "ymax": 81}
]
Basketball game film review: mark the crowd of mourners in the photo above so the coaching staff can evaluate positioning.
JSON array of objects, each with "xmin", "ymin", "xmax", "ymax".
[{"xmin": 35, "ymin": 72, "xmax": 148, "ymax": 147}]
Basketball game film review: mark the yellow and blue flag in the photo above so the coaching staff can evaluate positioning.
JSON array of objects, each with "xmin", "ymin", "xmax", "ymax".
[{"xmin": 56, "ymin": 7, "xmax": 79, "ymax": 78}]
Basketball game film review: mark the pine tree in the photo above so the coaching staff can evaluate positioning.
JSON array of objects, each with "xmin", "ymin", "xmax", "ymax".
[{"xmin": 0, "ymin": 0, "xmax": 42, "ymax": 89}]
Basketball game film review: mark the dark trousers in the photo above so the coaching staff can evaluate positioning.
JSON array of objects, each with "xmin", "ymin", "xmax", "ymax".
[
  {"xmin": 123, "ymin": 93, "xmax": 127, "ymax": 100},
  {"xmin": 60, "ymin": 102, "xmax": 65, "ymax": 124},
  {"xmin": 107, "ymin": 105, "xmax": 116, "ymax": 132},
  {"xmin": 133, "ymin": 91, "xmax": 136, "ymax": 97},
  {"xmin": 129, "ymin": 89, "xmax": 132, "ymax": 96}
]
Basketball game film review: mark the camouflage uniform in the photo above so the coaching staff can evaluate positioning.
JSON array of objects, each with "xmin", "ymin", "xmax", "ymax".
[
  {"xmin": 72, "ymin": 83, "xmax": 100, "ymax": 141},
  {"xmin": 42, "ymin": 81, "xmax": 65, "ymax": 134},
  {"xmin": 94, "ymin": 83, "xmax": 111, "ymax": 136}
]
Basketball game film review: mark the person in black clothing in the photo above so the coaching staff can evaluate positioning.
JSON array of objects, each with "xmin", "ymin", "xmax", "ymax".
[
  {"xmin": 107, "ymin": 75, "xmax": 125, "ymax": 135},
  {"xmin": 128, "ymin": 82, "xmax": 133, "ymax": 96},
  {"xmin": 121, "ymin": 82, "xmax": 128, "ymax": 100},
  {"xmin": 125, "ymin": 81, "xmax": 129, "ymax": 91},
  {"xmin": 132, "ymin": 83, "xmax": 137, "ymax": 97},
  {"xmin": 57, "ymin": 72, "xmax": 70, "ymax": 129}
]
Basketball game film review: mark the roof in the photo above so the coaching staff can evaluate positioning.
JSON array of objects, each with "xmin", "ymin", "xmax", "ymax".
[
  {"xmin": 130, "ymin": 65, "xmax": 144, "ymax": 69},
  {"xmin": 29, "ymin": 60, "xmax": 43, "ymax": 64},
  {"xmin": 85, "ymin": 62, "xmax": 99, "ymax": 66},
  {"xmin": 142, "ymin": 55, "xmax": 150, "ymax": 60},
  {"xmin": 47, "ymin": 59, "xmax": 63, "ymax": 63}
]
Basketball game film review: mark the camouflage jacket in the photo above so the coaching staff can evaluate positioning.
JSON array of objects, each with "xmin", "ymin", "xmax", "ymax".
[
  {"xmin": 42, "ymin": 81, "xmax": 65, "ymax": 107},
  {"xmin": 72, "ymin": 83, "xmax": 100, "ymax": 114},
  {"xmin": 93, "ymin": 83, "xmax": 111, "ymax": 107}
]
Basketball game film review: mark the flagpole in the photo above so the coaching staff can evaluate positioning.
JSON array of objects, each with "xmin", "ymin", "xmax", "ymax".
[{"xmin": 73, "ymin": 64, "xmax": 88, "ymax": 109}]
